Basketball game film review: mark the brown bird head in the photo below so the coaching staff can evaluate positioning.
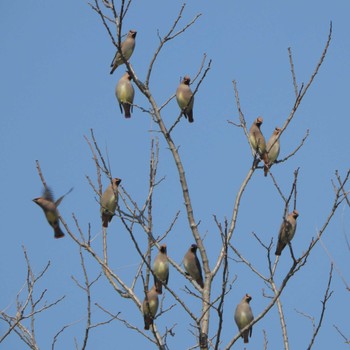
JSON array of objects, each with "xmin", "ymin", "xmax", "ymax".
[
  {"xmin": 190, "ymin": 244, "xmax": 198, "ymax": 253},
  {"xmin": 145, "ymin": 285, "xmax": 156, "ymax": 295},
  {"xmin": 123, "ymin": 72, "xmax": 132, "ymax": 80},
  {"xmin": 292, "ymin": 210, "xmax": 299, "ymax": 218},
  {"xmin": 274, "ymin": 127, "xmax": 281, "ymax": 135},
  {"xmin": 32, "ymin": 197, "xmax": 43, "ymax": 206},
  {"xmin": 128, "ymin": 30, "xmax": 137, "ymax": 38},
  {"xmin": 160, "ymin": 244, "xmax": 167, "ymax": 254},
  {"xmin": 256, "ymin": 116, "xmax": 263, "ymax": 126},
  {"xmin": 244, "ymin": 294, "xmax": 252, "ymax": 303},
  {"xmin": 113, "ymin": 178, "xmax": 122, "ymax": 186},
  {"xmin": 182, "ymin": 76, "xmax": 191, "ymax": 85}
]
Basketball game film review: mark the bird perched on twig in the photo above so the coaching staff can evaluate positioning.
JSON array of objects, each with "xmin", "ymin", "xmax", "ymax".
[
  {"xmin": 110, "ymin": 30, "xmax": 137, "ymax": 74},
  {"xmin": 234, "ymin": 294, "xmax": 254, "ymax": 343},
  {"xmin": 153, "ymin": 244, "xmax": 169, "ymax": 294},
  {"xmin": 142, "ymin": 285, "xmax": 159, "ymax": 330},
  {"xmin": 100, "ymin": 178, "xmax": 121, "ymax": 228},
  {"xmin": 249, "ymin": 116, "xmax": 268, "ymax": 166},
  {"xmin": 183, "ymin": 244, "xmax": 204, "ymax": 288},
  {"xmin": 116, "ymin": 72, "xmax": 135, "ymax": 118},
  {"xmin": 176, "ymin": 76, "xmax": 194, "ymax": 123},
  {"xmin": 33, "ymin": 187, "xmax": 73, "ymax": 239},
  {"xmin": 275, "ymin": 209, "xmax": 299, "ymax": 256},
  {"xmin": 264, "ymin": 127, "xmax": 281, "ymax": 176}
]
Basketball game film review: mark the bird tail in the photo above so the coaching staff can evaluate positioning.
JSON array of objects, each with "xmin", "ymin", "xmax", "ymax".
[
  {"xmin": 54, "ymin": 226, "xmax": 65, "ymax": 239},
  {"xmin": 275, "ymin": 244, "xmax": 283, "ymax": 256},
  {"xmin": 154, "ymin": 278, "xmax": 163, "ymax": 294},
  {"xmin": 188, "ymin": 111, "xmax": 194, "ymax": 123},
  {"xmin": 264, "ymin": 163, "xmax": 269, "ymax": 176},
  {"xmin": 243, "ymin": 330, "xmax": 249, "ymax": 343},
  {"xmin": 197, "ymin": 278, "xmax": 204, "ymax": 289},
  {"xmin": 144, "ymin": 316, "xmax": 152, "ymax": 330},
  {"xmin": 110, "ymin": 64, "xmax": 117, "ymax": 75},
  {"xmin": 102, "ymin": 214, "xmax": 110, "ymax": 228},
  {"xmin": 123, "ymin": 104, "xmax": 131, "ymax": 118}
]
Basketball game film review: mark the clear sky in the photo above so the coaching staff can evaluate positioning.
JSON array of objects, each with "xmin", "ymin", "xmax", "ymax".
[{"xmin": 1, "ymin": 1, "xmax": 350, "ymax": 349}]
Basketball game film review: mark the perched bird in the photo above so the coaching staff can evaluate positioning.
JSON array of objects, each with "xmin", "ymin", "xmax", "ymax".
[
  {"xmin": 115, "ymin": 72, "xmax": 135, "ymax": 118},
  {"xmin": 100, "ymin": 178, "xmax": 122, "ymax": 228},
  {"xmin": 142, "ymin": 285, "xmax": 159, "ymax": 330},
  {"xmin": 110, "ymin": 30, "xmax": 137, "ymax": 74},
  {"xmin": 264, "ymin": 127, "xmax": 281, "ymax": 176},
  {"xmin": 249, "ymin": 117, "xmax": 268, "ymax": 165},
  {"xmin": 275, "ymin": 209, "xmax": 299, "ymax": 256},
  {"xmin": 176, "ymin": 76, "xmax": 194, "ymax": 123},
  {"xmin": 153, "ymin": 244, "xmax": 169, "ymax": 294},
  {"xmin": 234, "ymin": 294, "xmax": 254, "ymax": 343},
  {"xmin": 183, "ymin": 244, "xmax": 204, "ymax": 288},
  {"xmin": 33, "ymin": 187, "xmax": 73, "ymax": 239}
]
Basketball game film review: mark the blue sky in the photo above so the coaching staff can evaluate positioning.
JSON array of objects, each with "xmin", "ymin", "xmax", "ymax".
[{"xmin": 1, "ymin": 1, "xmax": 350, "ymax": 349}]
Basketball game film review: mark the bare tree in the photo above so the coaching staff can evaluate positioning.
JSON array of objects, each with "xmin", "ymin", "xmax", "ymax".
[
  {"xmin": 1, "ymin": 1, "xmax": 349, "ymax": 349},
  {"xmin": 0, "ymin": 247, "xmax": 65, "ymax": 350}
]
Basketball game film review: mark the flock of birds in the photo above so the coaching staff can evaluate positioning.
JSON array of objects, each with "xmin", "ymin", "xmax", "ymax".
[
  {"xmin": 112, "ymin": 30, "xmax": 194, "ymax": 122},
  {"xmin": 32, "ymin": 30, "xmax": 300, "ymax": 343}
]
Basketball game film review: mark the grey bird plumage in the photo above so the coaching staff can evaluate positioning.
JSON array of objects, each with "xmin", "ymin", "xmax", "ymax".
[
  {"xmin": 234, "ymin": 294, "xmax": 254, "ymax": 343},
  {"xmin": 116, "ymin": 72, "xmax": 135, "ymax": 118},
  {"xmin": 110, "ymin": 30, "xmax": 137, "ymax": 74},
  {"xmin": 33, "ymin": 187, "xmax": 73, "ymax": 239},
  {"xmin": 183, "ymin": 244, "xmax": 204, "ymax": 288},
  {"xmin": 142, "ymin": 285, "xmax": 159, "ymax": 330},
  {"xmin": 275, "ymin": 209, "xmax": 299, "ymax": 256},
  {"xmin": 176, "ymin": 75, "xmax": 194, "ymax": 123},
  {"xmin": 100, "ymin": 178, "xmax": 121, "ymax": 228},
  {"xmin": 153, "ymin": 244, "xmax": 169, "ymax": 294}
]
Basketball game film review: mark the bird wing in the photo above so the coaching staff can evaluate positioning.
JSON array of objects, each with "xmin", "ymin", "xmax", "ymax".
[
  {"xmin": 55, "ymin": 187, "xmax": 74, "ymax": 207},
  {"xmin": 43, "ymin": 187, "xmax": 54, "ymax": 202}
]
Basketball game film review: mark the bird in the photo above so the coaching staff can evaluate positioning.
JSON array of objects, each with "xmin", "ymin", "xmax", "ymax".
[
  {"xmin": 275, "ymin": 209, "xmax": 299, "ymax": 256},
  {"xmin": 249, "ymin": 117, "xmax": 268, "ymax": 165},
  {"xmin": 153, "ymin": 244, "xmax": 169, "ymax": 294},
  {"xmin": 183, "ymin": 244, "xmax": 204, "ymax": 288},
  {"xmin": 176, "ymin": 75, "xmax": 194, "ymax": 123},
  {"xmin": 33, "ymin": 187, "xmax": 73, "ymax": 239},
  {"xmin": 115, "ymin": 72, "xmax": 135, "ymax": 118},
  {"xmin": 110, "ymin": 30, "xmax": 137, "ymax": 74},
  {"xmin": 142, "ymin": 285, "xmax": 159, "ymax": 330},
  {"xmin": 234, "ymin": 294, "xmax": 254, "ymax": 343},
  {"xmin": 264, "ymin": 127, "xmax": 281, "ymax": 176},
  {"xmin": 100, "ymin": 178, "xmax": 122, "ymax": 228}
]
